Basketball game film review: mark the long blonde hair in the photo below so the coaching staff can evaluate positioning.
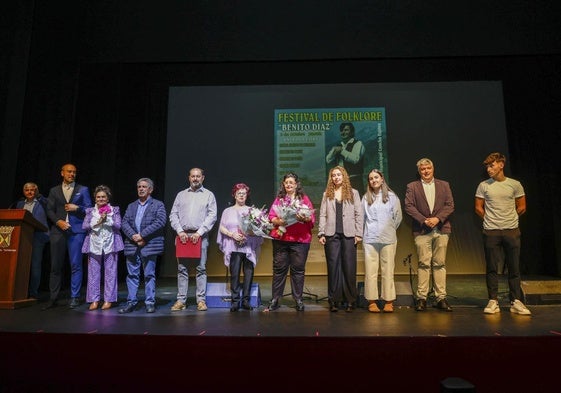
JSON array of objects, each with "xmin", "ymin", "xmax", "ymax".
[
  {"xmin": 324, "ymin": 166, "xmax": 354, "ymax": 202},
  {"xmin": 364, "ymin": 169, "xmax": 393, "ymax": 205}
]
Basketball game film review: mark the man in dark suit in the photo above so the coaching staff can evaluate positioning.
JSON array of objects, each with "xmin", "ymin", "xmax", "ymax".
[
  {"xmin": 11, "ymin": 182, "xmax": 50, "ymax": 299},
  {"xmin": 404, "ymin": 158, "xmax": 455, "ymax": 312},
  {"xmin": 43, "ymin": 163, "xmax": 92, "ymax": 310},
  {"xmin": 119, "ymin": 178, "xmax": 167, "ymax": 314}
]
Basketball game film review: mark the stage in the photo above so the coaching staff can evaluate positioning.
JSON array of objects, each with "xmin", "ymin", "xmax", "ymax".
[{"xmin": 1, "ymin": 275, "xmax": 561, "ymax": 393}]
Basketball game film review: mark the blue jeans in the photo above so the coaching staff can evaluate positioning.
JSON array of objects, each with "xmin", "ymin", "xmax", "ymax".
[{"xmin": 125, "ymin": 252, "xmax": 157, "ymax": 305}]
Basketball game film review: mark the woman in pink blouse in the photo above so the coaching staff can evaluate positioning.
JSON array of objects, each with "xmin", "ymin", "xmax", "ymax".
[{"xmin": 267, "ymin": 173, "xmax": 315, "ymax": 311}]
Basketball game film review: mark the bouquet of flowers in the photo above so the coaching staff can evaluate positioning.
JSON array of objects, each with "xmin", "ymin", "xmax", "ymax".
[
  {"xmin": 239, "ymin": 205, "xmax": 274, "ymax": 239},
  {"xmin": 271, "ymin": 196, "xmax": 313, "ymax": 237},
  {"xmin": 96, "ymin": 204, "xmax": 112, "ymax": 226},
  {"xmin": 98, "ymin": 205, "xmax": 112, "ymax": 216}
]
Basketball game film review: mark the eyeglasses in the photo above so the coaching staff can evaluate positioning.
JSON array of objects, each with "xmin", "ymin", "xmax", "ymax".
[{"xmin": 236, "ymin": 191, "xmax": 247, "ymax": 196}]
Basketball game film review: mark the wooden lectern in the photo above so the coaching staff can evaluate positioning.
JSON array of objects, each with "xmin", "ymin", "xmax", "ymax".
[{"xmin": 0, "ymin": 209, "xmax": 48, "ymax": 309}]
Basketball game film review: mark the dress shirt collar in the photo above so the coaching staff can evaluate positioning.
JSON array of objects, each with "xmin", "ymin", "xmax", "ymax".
[{"xmin": 137, "ymin": 196, "xmax": 151, "ymax": 206}]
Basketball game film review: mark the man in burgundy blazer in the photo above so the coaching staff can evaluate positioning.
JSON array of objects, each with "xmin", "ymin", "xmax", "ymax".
[{"xmin": 404, "ymin": 158, "xmax": 455, "ymax": 312}]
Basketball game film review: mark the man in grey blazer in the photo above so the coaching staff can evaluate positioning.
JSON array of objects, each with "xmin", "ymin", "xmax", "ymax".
[{"xmin": 404, "ymin": 158, "xmax": 455, "ymax": 312}]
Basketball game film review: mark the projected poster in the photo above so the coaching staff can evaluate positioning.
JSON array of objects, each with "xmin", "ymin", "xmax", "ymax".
[{"xmin": 274, "ymin": 107, "xmax": 387, "ymax": 205}]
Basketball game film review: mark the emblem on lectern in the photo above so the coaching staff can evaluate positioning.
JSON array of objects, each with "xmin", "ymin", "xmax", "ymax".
[{"xmin": 0, "ymin": 226, "xmax": 15, "ymax": 248}]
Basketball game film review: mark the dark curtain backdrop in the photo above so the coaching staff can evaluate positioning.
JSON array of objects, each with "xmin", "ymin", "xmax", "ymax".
[
  {"xmin": 10, "ymin": 56, "xmax": 561, "ymax": 276},
  {"xmin": 3, "ymin": 1, "xmax": 560, "ymax": 277}
]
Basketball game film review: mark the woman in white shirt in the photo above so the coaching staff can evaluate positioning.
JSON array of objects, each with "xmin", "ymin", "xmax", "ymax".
[
  {"xmin": 82, "ymin": 185, "xmax": 124, "ymax": 311},
  {"xmin": 362, "ymin": 169, "xmax": 402, "ymax": 313}
]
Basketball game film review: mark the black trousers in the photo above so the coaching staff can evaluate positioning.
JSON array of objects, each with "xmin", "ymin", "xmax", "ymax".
[
  {"xmin": 324, "ymin": 233, "xmax": 358, "ymax": 304},
  {"xmin": 229, "ymin": 252, "xmax": 254, "ymax": 303},
  {"xmin": 271, "ymin": 240, "xmax": 310, "ymax": 301},
  {"xmin": 483, "ymin": 228, "xmax": 522, "ymax": 302}
]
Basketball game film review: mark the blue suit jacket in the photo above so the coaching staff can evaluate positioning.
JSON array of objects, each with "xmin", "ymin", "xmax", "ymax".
[
  {"xmin": 47, "ymin": 183, "xmax": 93, "ymax": 234},
  {"xmin": 121, "ymin": 197, "xmax": 167, "ymax": 257},
  {"xmin": 14, "ymin": 195, "xmax": 50, "ymax": 242}
]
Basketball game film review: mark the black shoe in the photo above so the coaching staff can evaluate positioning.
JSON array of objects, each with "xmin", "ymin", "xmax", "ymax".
[
  {"xmin": 230, "ymin": 302, "xmax": 239, "ymax": 312},
  {"xmin": 437, "ymin": 298, "xmax": 453, "ymax": 312},
  {"xmin": 241, "ymin": 300, "xmax": 253, "ymax": 310},
  {"xmin": 345, "ymin": 303, "xmax": 355, "ymax": 313},
  {"xmin": 268, "ymin": 298, "xmax": 280, "ymax": 311},
  {"xmin": 145, "ymin": 304, "xmax": 156, "ymax": 313},
  {"xmin": 415, "ymin": 298, "xmax": 427, "ymax": 311},
  {"xmin": 69, "ymin": 297, "xmax": 80, "ymax": 309},
  {"xmin": 295, "ymin": 300, "xmax": 305, "ymax": 311},
  {"xmin": 118, "ymin": 302, "xmax": 137, "ymax": 314},
  {"xmin": 41, "ymin": 300, "xmax": 58, "ymax": 311},
  {"xmin": 329, "ymin": 301, "xmax": 338, "ymax": 312}
]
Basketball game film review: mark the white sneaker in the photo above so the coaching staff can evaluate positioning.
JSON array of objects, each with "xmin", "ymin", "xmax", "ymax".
[
  {"xmin": 510, "ymin": 299, "xmax": 531, "ymax": 315},
  {"xmin": 484, "ymin": 299, "xmax": 500, "ymax": 314}
]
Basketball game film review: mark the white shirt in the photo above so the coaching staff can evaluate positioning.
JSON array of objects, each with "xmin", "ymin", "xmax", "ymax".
[{"xmin": 422, "ymin": 179, "xmax": 435, "ymax": 214}]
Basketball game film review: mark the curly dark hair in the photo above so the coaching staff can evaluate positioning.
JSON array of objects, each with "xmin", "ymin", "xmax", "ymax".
[{"xmin": 276, "ymin": 172, "xmax": 305, "ymax": 199}]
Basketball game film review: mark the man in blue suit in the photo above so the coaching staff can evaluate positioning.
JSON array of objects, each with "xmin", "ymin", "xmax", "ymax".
[
  {"xmin": 43, "ymin": 163, "xmax": 92, "ymax": 310},
  {"xmin": 119, "ymin": 178, "xmax": 167, "ymax": 314}
]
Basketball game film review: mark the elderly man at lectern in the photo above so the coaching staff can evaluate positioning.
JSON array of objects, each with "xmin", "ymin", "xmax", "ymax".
[{"xmin": 9, "ymin": 182, "xmax": 50, "ymax": 299}]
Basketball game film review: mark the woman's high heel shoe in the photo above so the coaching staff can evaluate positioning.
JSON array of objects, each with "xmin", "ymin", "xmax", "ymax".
[
  {"xmin": 268, "ymin": 298, "xmax": 280, "ymax": 311},
  {"xmin": 88, "ymin": 301, "xmax": 99, "ymax": 311}
]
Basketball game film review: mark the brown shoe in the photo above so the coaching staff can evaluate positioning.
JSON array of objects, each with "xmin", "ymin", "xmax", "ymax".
[
  {"xmin": 171, "ymin": 300, "xmax": 186, "ymax": 311},
  {"xmin": 383, "ymin": 302, "xmax": 394, "ymax": 313},
  {"xmin": 368, "ymin": 301, "xmax": 381, "ymax": 313},
  {"xmin": 101, "ymin": 301, "xmax": 112, "ymax": 310},
  {"xmin": 88, "ymin": 301, "xmax": 99, "ymax": 311}
]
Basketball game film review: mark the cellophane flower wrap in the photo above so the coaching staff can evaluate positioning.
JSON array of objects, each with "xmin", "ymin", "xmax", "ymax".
[
  {"xmin": 271, "ymin": 196, "xmax": 313, "ymax": 237},
  {"xmin": 239, "ymin": 205, "xmax": 274, "ymax": 239}
]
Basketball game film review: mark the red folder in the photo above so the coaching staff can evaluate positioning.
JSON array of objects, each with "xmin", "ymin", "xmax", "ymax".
[{"xmin": 175, "ymin": 235, "xmax": 201, "ymax": 258}]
